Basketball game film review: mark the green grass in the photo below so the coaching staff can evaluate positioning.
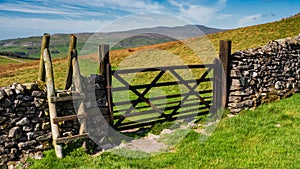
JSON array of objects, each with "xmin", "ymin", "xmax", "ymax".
[
  {"xmin": 0, "ymin": 56, "xmax": 19, "ymax": 65},
  {"xmin": 27, "ymin": 93, "xmax": 300, "ymax": 169}
]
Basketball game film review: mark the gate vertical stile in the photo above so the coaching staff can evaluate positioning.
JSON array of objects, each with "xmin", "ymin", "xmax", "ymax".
[
  {"xmin": 99, "ymin": 44, "xmax": 114, "ymax": 125},
  {"xmin": 213, "ymin": 58, "xmax": 221, "ymax": 112}
]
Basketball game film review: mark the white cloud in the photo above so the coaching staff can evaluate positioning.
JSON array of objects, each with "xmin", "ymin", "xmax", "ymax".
[
  {"xmin": 100, "ymin": 13, "xmax": 189, "ymax": 32},
  {"xmin": 238, "ymin": 14, "xmax": 263, "ymax": 26},
  {"xmin": 0, "ymin": 1, "xmax": 105, "ymax": 19},
  {"xmin": 217, "ymin": 14, "xmax": 233, "ymax": 19},
  {"xmin": 237, "ymin": 13, "xmax": 276, "ymax": 27},
  {"xmin": 0, "ymin": 16, "xmax": 109, "ymax": 35},
  {"xmin": 167, "ymin": 0, "xmax": 227, "ymax": 25},
  {"xmin": 63, "ymin": 0, "xmax": 164, "ymax": 13}
]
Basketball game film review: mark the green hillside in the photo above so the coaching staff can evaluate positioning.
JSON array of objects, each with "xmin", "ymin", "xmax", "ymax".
[{"xmin": 208, "ymin": 14, "xmax": 300, "ymax": 52}]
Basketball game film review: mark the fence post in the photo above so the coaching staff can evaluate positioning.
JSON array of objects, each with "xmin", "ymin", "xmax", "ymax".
[
  {"xmin": 99, "ymin": 44, "xmax": 113, "ymax": 124},
  {"xmin": 65, "ymin": 34, "xmax": 77, "ymax": 90},
  {"xmin": 219, "ymin": 40, "xmax": 231, "ymax": 108},
  {"xmin": 38, "ymin": 33, "xmax": 50, "ymax": 82},
  {"xmin": 99, "ymin": 44, "xmax": 110, "ymax": 76}
]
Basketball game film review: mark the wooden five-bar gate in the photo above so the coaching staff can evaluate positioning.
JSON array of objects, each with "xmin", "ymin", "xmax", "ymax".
[{"xmin": 100, "ymin": 41, "xmax": 231, "ymax": 131}]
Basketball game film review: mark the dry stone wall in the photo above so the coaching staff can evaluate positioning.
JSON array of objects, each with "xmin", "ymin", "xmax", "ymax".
[
  {"xmin": 0, "ymin": 83, "xmax": 52, "ymax": 166},
  {"xmin": 228, "ymin": 35, "xmax": 300, "ymax": 113},
  {"xmin": 0, "ymin": 75, "xmax": 110, "ymax": 167}
]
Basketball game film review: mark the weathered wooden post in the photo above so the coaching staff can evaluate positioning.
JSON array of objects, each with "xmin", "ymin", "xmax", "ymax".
[
  {"xmin": 99, "ymin": 44, "xmax": 114, "ymax": 124},
  {"xmin": 38, "ymin": 33, "xmax": 50, "ymax": 82},
  {"xmin": 213, "ymin": 58, "xmax": 222, "ymax": 111},
  {"xmin": 43, "ymin": 48, "xmax": 63, "ymax": 158},
  {"xmin": 65, "ymin": 34, "xmax": 77, "ymax": 90},
  {"xmin": 219, "ymin": 40, "xmax": 231, "ymax": 108},
  {"xmin": 99, "ymin": 44, "xmax": 109, "ymax": 76},
  {"xmin": 71, "ymin": 49, "xmax": 88, "ymax": 150}
]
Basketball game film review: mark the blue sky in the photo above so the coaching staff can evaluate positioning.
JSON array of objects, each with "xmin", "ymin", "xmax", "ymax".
[{"xmin": 0, "ymin": 0, "xmax": 299, "ymax": 40}]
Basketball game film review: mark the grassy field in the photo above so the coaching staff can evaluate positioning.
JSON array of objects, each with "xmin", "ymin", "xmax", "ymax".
[{"xmin": 26, "ymin": 93, "xmax": 300, "ymax": 169}]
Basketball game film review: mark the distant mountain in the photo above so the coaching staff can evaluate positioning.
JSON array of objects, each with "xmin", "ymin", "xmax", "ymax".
[{"xmin": 0, "ymin": 25, "xmax": 225, "ymax": 59}]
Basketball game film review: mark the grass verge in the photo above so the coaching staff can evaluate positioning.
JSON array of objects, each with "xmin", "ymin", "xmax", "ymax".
[{"xmin": 27, "ymin": 93, "xmax": 300, "ymax": 169}]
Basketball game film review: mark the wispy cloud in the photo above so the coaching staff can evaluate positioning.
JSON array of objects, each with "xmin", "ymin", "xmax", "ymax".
[
  {"xmin": 238, "ymin": 13, "xmax": 276, "ymax": 27},
  {"xmin": 0, "ymin": 16, "xmax": 108, "ymax": 33},
  {"xmin": 60, "ymin": 0, "xmax": 164, "ymax": 14},
  {"xmin": 0, "ymin": 1, "xmax": 105, "ymax": 19},
  {"xmin": 167, "ymin": 0, "xmax": 227, "ymax": 24}
]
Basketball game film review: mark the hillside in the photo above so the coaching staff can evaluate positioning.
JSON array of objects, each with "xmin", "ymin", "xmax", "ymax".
[
  {"xmin": 0, "ymin": 25, "xmax": 224, "ymax": 59},
  {"xmin": 1, "ymin": 13, "xmax": 300, "ymax": 88}
]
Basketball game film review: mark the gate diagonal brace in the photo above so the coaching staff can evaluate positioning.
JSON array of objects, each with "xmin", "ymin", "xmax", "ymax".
[
  {"xmin": 113, "ymin": 73, "xmax": 165, "ymax": 126},
  {"xmin": 168, "ymin": 68, "xmax": 212, "ymax": 116}
]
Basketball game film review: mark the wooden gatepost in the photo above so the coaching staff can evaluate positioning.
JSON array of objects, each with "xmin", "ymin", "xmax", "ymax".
[{"xmin": 213, "ymin": 40, "xmax": 231, "ymax": 112}]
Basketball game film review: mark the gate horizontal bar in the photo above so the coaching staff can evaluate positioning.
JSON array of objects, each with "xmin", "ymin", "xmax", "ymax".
[
  {"xmin": 114, "ymin": 100, "xmax": 212, "ymax": 120},
  {"xmin": 112, "ymin": 78, "xmax": 212, "ymax": 91},
  {"xmin": 113, "ymin": 89, "xmax": 213, "ymax": 106},
  {"xmin": 111, "ymin": 64, "xmax": 215, "ymax": 74},
  {"xmin": 114, "ymin": 96, "xmax": 212, "ymax": 112},
  {"xmin": 115, "ymin": 109, "xmax": 210, "ymax": 130}
]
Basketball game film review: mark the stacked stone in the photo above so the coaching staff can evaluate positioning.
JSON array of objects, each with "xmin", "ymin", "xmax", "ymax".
[
  {"xmin": 0, "ymin": 76, "xmax": 113, "ymax": 167},
  {"xmin": 228, "ymin": 35, "xmax": 300, "ymax": 113},
  {"xmin": 0, "ymin": 83, "xmax": 51, "ymax": 167},
  {"xmin": 83, "ymin": 75, "xmax": 111, "ymax": 146}
]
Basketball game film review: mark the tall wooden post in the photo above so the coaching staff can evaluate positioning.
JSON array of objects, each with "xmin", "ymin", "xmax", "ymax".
[
  {"xmin": 38, "ymin": 33, "xmax": 50, "ymax": 82},
  {"xmin": 99, "ymin": 44, "xmax": 110, "ymax": 76},
  {"xmin": 43, "ymin": 48, "xmax": 63, "ymax": 158},
  {"xmin": 71, "ymin": 49, "xmax": 87, "ymax": 150},
  {"xmin": 65, "ymin": 34, "xmax": 77, "ymax": 90},
  {"xmin": 219, "ymin": 40, "xmax": 231, "ymax": 108},
  {"xmin": 99, "ymin": 44, "xmax": 113, "ymax": 124}
]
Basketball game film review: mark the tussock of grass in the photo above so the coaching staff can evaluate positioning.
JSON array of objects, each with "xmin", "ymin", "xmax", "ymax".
[{"xmin": 27, "ymin": 94, "xmax": 300, "ymax": 169}]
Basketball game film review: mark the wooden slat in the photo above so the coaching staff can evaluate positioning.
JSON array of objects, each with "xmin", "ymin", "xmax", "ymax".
[
  {"xmin": 50, "ymin": 94, "xmax": 85, "ymax": 102},
  {"xmin": 111, "ymin": 64, "xmax": 215, "ymax": 74},
  {"xmin": 113, "ymin": 90, "xmax": 213, "ymax": 106},
  {"xmin": 55, "ymin": 133, "xmax": 89, "ymax": 144},
  {"xmin": 113, "ymin": 100, "xmax": 212, "ymax": 120},
  {"xmin": 112, "ymin": 78, "xmax": 212, "ymax": 91},
  {"xmin": 52, "ymin": 114, "xmax": 87, "ymax": 123}
]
